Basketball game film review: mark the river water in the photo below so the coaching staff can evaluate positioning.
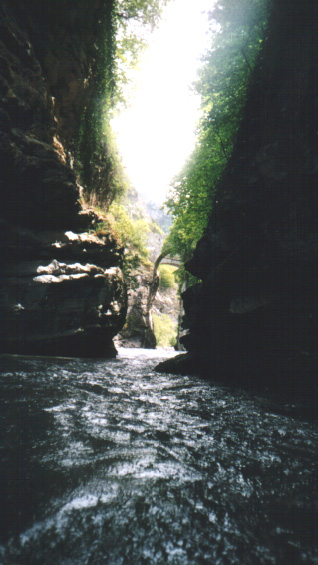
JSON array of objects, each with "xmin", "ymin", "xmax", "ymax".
[{"xmin": 0, "ymin": 348, "xmax": 317, "ymax": 564}]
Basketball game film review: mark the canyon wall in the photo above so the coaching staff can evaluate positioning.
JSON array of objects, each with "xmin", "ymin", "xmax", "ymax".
[
  {"xmin": 0, "ymin": 0, "xmax": 127, "ymax": 357},
  {"xmin": 159, "ymin": 0, "xmax": 318, "ymax": 396}
]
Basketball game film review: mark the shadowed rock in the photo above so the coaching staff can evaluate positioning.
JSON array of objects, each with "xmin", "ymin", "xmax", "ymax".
[
  {"xmin": 157, "ymin": 0, "xmax": 318, "ymax": 399},
  {"xmin": 0, "ymin": 1, "xmax": 127, "ymax": 357}
]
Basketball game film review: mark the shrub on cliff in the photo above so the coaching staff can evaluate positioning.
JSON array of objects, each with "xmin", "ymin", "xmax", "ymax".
[
  {"xmin": 153, "ymin": 314, "xmax": 177, "ymax": 348},
  {"xmin": 91, "ymin": 201, "xmax": 151, "ymax": 287},
  {"xmin": 158, "ymin": 265, "xmax": 177, "ymax": 290}
]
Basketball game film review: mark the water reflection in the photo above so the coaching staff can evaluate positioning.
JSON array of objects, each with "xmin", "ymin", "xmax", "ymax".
[{"xmin": 0, "ymin": 349, "xmax": 317, "ymax": 563}]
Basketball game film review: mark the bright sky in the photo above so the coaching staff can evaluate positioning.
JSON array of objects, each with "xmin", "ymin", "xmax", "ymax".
[{"xmin": 111, "ymin": 0, "xmax": 214, "ymax": 204}]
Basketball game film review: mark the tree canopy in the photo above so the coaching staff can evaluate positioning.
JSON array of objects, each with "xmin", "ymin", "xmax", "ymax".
[{"xmin": 113, "ymin": 0, "xmax": 169, "ymax": 108}]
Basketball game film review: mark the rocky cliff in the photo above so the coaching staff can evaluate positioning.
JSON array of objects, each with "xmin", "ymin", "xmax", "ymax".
[
  {"xmin": 158, "ymin": 0, "xmax": 318, "ymax": 398},
  {"xmin": 0, "ymin": 0, "xmax": 127, "ymax": 357},
  {"xmin": 116, "ymin": 264, "xmax": 158, "ymax": 349}
]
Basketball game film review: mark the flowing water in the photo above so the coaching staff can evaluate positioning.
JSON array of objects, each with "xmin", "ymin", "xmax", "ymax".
[{"xmin": 0, "ymin": 348, "xmax": 317, "ymax": 564}]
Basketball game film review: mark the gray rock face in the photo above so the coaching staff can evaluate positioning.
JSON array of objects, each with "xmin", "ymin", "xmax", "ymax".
[
  {"xmin": 116, "ymin": 267, "xmax": 157, "ymax": 349},
  {"xmin": 0, "ymin": 1, "xmax": 127, "ymax": 357},
  {"xmin": 1, "ymin": 226, "xmax": 127, "ymax": 357}
]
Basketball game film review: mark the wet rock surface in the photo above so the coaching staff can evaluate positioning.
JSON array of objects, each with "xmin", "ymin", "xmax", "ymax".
[{"xmin": 0, "ymin": 349, "xmax": 317, "ymax": 564}]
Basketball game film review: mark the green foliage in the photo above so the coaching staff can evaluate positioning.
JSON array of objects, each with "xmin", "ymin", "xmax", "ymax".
[
  {"xmin": 114, "ymin": 0, "xmax": 169, "ymax": 107},
  {"xmin": 158, "ymin": 265, "xmax": 177, "ymax": 290},
  {"xmin": 96, "ymin": 201, "xmax": 150, "ymax": 287},
  {"xmin": 153, "ymin": 313, "xmax": 177, "ymax": 348},
  {"xmin": 79, "ymin": 120, "xmax": 130, "ymax": 208},
  {"xmin": 149, "ymin": 219, "xmax": 164, "ymax": 237},
  {"xmin": 163, "ymin": 0, "xmax": 269, "ymax": 278},
  {"xmin": 76, "ymin": 0, "xmax": 169, "ymax": 206},
  {"xmin": 108, "ymin": 202, "xmax": 150, "ymax": 258},
  {"xmin": 75, "ymin": 0, "xmax": 117, "ymax": 203},
  {"xmin": 116, "ymin": 0, "xmax": 168, "ymax": 30}
]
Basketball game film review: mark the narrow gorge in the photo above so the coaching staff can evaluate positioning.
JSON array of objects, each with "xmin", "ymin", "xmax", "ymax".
[{"xmin": 1, "ymin": 1, "xmax": 318, "ymax": 562}]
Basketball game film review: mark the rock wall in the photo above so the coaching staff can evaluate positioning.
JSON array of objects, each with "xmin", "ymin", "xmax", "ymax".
[
  {"xmin": 0, "ymin": 0, "xmax": 127, "ymax": 357},
  {"xmin": 116, "ymin": 264, "xmax": 158, "ymax": 349},
  {"xmin": 159, "ymin": 0, "xmax": 318, "ymax": 396}
]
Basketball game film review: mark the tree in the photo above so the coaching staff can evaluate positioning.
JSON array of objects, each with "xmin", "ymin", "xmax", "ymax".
[
  {"xmin": 113, "ymin": 0, "xmax": 169, "ymax": 109},
  {"xmin": 115, "ymin": 0, "xmax": 168, "ymax": 29}
]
